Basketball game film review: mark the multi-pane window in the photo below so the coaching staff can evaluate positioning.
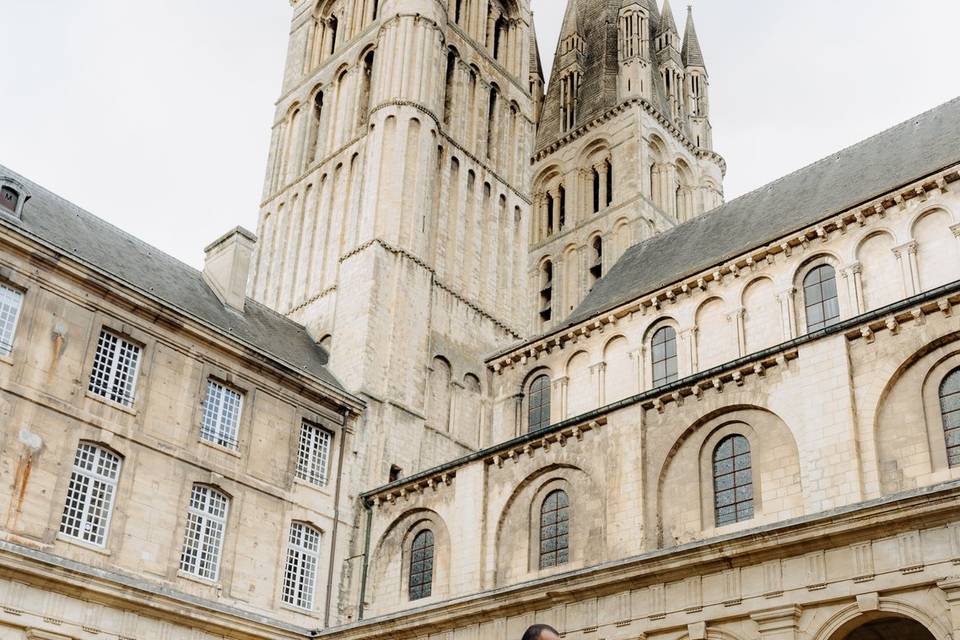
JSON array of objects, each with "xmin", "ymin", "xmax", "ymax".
[
  {"xmin": 941, "ymin": 369, "xmax": 960, "ymax": 467},
  {"xmin": 539, "ymin": 489, "xmax": 570, "ymax": 569},
  {"xmin": 200, "ymin": 380, "xmax": 243, "ymax": 449},
  {"xmin": 282, "ymin": 522, "xmax": 321, "ymax": 610},
  {"xmin": 408, "ymin": 530, "xmax": 434, "ymax": 601},
  {"xmin": 0, "ymin": 284, "xmax": 24, "ymax": 356},
  {"xmin": 713, "ymin": 435, "xmax": 754, "ymax": 527},
  {"xmin": 88, "ymin": 329, "xmax": 142, "ymax": 407},
  {"xmin": 179, "ymin": 485, "xmax": 229, "ymax": 581},
  {"xmin": 803, "ymin": 265, "xmax": 840, "ymax": 332},
  {"xmin": 528, "ymin": 375, "xmax": 552, "ymax": 433},
  {"xmin": 59, "ymin": 443, "xmax": 122, "ymax": 547},
  {"xmin": 651, "ymin": 326, "xmax": 678, "ymax": 388},
  {"xmin": 0, "ymin": 186, "xmax": 19, "ymax": 214},
  {"xmin": 296, "ymin": 421, "xmax": 333, "ymax": 486}
]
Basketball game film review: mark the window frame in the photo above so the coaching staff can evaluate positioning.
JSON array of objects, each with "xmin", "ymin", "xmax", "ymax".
[
  {"xmin": 408, "ymin": 528, "xmax": 435, "ymax": 601},
  {"xmin": 295, "ymin": 420, "xmax": 334, "ymax": 487},
  {"xmin": 650, "ymin": 325, "xmax": 679, "ymax": 388},
  {"xmin": 178, "ymin": 484, "xmax": 230, "ymax": 582},
  {"xmin": 87, "ymin": 327, "xmax": 143, "ymax": 408},
  {"xmin": 58, "ymin": 442, "xmax": 123, "ymax": 548},
  {"xmin": 0, "ymin": 282, "xmax": 25, "ymax": 357},
  {"xmin": 527, "ymin": 373, "xmax": 552, "ymax": 433},
  {"xmin": 941, "ymin": 367, "xmax": 960, "ymax": 468},
  {"xmin": 282, "ymin": 521, "xmax": 322, "ymax": 611},
  {"xmin": 200, "ymin": 379, "xmax": 244, "ymax": 450},
  {"xmin": 712, "ymin": 434, "xmax": 754, "ymax": 527},
  {"xmin": 538, "ymin": 489, "xmax": 570, "ymax": 570},
  {"xmin": 801, "ymin": 263, "xmax": 841, "ymax": 333}
]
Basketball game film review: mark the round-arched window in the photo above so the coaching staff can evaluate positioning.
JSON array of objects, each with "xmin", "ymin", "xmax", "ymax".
[{"xmin": 528, "ymin": 375, "xmax": 551, "ymax": 433}]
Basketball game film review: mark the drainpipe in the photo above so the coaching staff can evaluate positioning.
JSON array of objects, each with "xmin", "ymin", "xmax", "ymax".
[
  {"xmin": 358, "ymin": 497, "xmax": 374, "ymax": 621},
  {"xmin": 323, "ymin": 410, "xmax": 350, "ymax": 629}
]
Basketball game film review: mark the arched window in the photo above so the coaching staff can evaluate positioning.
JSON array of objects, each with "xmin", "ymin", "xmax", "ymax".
[
  {"xmin": 408, "ymin": 530, "xmax": 434, "ymax": 600},
  {"xmin": 357, "ymin": 51, "xmax": 375, "ymax": 130},
  {"xmin": 557, "ymin": 185, "xmax": 566, "ymax": 230},
  {"xmin": 589, "ymin": 236, "xmax": 603, "ymax": 287},
  {"xmin": 713, "ymin": 435, "xmax": 753, "ymax": 526},
  {"xmin": 179, "ymin": 485, "xmax": 230, "ymax": 581},
  {"xmin": 592, "ymin": 167, "xmax": 601, "ymax": 213},
  {"xmin": 539, "ymin": 262, "xmax": 553, "ymax": 323},
  {"xmin": 803, "ymin": 264, "xmax": 840, "ymax": 332},
  {"xmin": 493, "ymin": 15, "xmax": 507, "ymax": 61},
  {"xmin": 59, "ymin": 442, "xmax": 122, "ymax": 547},
  {"xmin": 605, "ymin": 160, "xmax": 613, "ymax": 207},
  {"xmin": 941, "ymin": 368, "xmax": 960, "ymax": 467},
  {"xmin": 307, "ymin": 90, "xmax": 324, "ymax": 165},
  {"xmin": 539, "ymin": 489, "xmax": 569, "ymax": 569},
  {"xmin": 326, "ymin": 15, "xmax": 339, "ymax": 55},
  {"xmin": 282, "ymin": 522, "xmax": 321, "ymax": 610},
  {"xmin": 454, "ymin": 0, "xmax": 463, "ymax": 24},
  {"xmin": 651, "ymin": 326, "xmax": 678, "ymax": 388},
  {"xmin": 528, "ymin": 374, "xmax": 551, "ymax": 432},
  {"xmin": 443, "ymin": 50, "xmax": 457, "ymax": 125},
  {"xmin": 486, "ymin": 85, "xmax": 499, "ymax": 159}
]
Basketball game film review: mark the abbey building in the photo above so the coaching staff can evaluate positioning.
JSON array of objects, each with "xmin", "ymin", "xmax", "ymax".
[{"xmin": 1, "ymin": 1, "xmax": 960, "ymax": 639}]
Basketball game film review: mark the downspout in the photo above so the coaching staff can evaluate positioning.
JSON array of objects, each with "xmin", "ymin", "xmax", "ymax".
[
  {"xmin": 358, "ymin": 496, "xmax": 373, "ymax": 621},
  {"xmin": 323, "ymin": 410, "xmax": 350, "ymax": 629}
]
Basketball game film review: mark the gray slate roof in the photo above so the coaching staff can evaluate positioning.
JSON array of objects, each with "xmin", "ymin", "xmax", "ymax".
[
  {"xmin": 566, "ymin": 97, "xmax": 960, "ymax": 326},
  {"xmin": 681, "ymin": 8, "xmax": 705, "ymax": 68},
  {"xmin": 0, "ymin": 165, "xmax": 343, "ymax": 389}
]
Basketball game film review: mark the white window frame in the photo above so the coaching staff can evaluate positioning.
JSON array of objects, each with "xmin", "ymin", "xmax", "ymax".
[
  {"xmin": 179, "ymin": 485, "xmax": 229, "ymax": 582},
  {"xmin": 59, "ymin": 442, "xmax": 122, "ymax": 548},
  {"xmin": 200, "ymin": 379, "xmax": 244, "ymax": 449},
  {"xmin": 0, "ymin": 283, "xmax": 24, "ymax": 357},
  {"xmin": 88, "ymin": 328, "xmax": 142, "ymax": 407},
  {"xmin": 282, "ymin": 522, "xmax": 322, "ymax": 610},
  {"xmin": 296, "ymin": 421, "xmax": 333, "ymax": 487}
]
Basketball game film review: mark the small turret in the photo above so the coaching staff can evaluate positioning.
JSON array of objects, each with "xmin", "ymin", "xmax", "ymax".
[
  {"xmin": 617, "ymin": 0, "xmax": 654, "ymax": 99},
  {"xmin": 656, "ymin": 0, "xmax": 684, "ymax": 121},
  {"xmin": 555, "ymin": 0, "xmax": 585, "ymax": 132},
  {"xmin": 682, "ymin": 6, "xmax": 712, "ymax": 149}
]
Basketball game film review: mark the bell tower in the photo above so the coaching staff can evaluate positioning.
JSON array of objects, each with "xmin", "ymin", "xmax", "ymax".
[{"xmin": 250, "ymin": 0, "xmax": 537, "ymax": 482}]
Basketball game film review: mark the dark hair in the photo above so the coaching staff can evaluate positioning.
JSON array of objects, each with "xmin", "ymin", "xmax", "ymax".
[{"xmin": 522, "ymin": 625, "xmax": 559, "ymax": 640}]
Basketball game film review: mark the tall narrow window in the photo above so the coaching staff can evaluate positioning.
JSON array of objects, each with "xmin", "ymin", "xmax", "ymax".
[
  {"xmin": 59, "ymin": 443, "xmax": 122, "ymax": 547},
  {"xmin": 283, "ymin": 522, "xmax": 322, "ymax": 610},
  {"xmin": 558, "ymin": 185, "xmax": 566, "ymax": 230},
  {"xmin": 539, "ymin": 262, "xmax": 553, "ymax": 323},
  {"xmin": 713, "ymin": 435, "xmax": 754, "ymax": 526},
  {"xmin": 88, "ymin": 329, "xmax": 142, "ymax": 407},
  {"xmin": 327, "ymin": 16, "xmax": 338, "ymax": 55},
  {"xmin": 539, "ymin": 490, "xmax": 569, "ymax": 569},
  {"xmin": 443, "ymin": 50, "xmax": 457, "ymax": 125},
  {"xmin": 454, "ymin": 0, "xmax": 463, "ymax": 23},
  {"xmin": 592, "ymin": 167, "xmax": 601, "ymax": 213},
  {"xmin": 941, "ymin": 369, "xmax": 960, "ymax": 467},
  {"xmin": 528, "ymin": 374, "xmax": 551, "ymax": 432},
  {"xmin": 408, "ymin": 530, "xmax": 434, "ymax": 600},
  {"xmin": 606, "ymin": 160, "xmax": 613, "ymax": 206},
  {"xmin": 546, "ymin": 194, "xmax": 555, "ymax": 235},
  {"xmin": 493, "ymin": 16, "xmax": 507, "ymax": 61},
  {"xmin": 487, "ymin": 85, "xmax": 498, "ymax": 159},
  {"xmin": 589, "ymin": 237, "xmax": 603, "ymax": 286},
  {"xmin": 651, "ymin": 326, "xmax": 678, "ymax": 387},
  {"xmin": 179, "ymin": 485, "xmax": 229, "ymax": 581},
  {"xmin": 0, "ymin": 283, "xmax": 24, "ymax": 356},
  {"xmin": 358, "ymin": 51, "xmax": 375, "ymax": 130},
  {"xmin": 803, "ymin": 265, "xmax": 840, "ymax": 332},
  {"xmin": 296, "ymin": 421, "xmax": 333, "ymax": 486},
  {"xmin": 371, "ymin": 0, "xmax": 379, "ymax": 20},
  {"xmin": 0, "ymin": 186, "xmax": 19, "ymax": 214},
  {"xmin": 201, "ymin": 380, "xmax": 243, "ymax": 449},
  {"xmin": 307, "ymin": 90, "xmax": 324, "ymax": 164}
]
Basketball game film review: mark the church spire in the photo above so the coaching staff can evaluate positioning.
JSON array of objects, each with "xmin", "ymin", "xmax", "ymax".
[
  {"xmin": 559, "ymin": 0, "xmax": 581, "ymax": 42},
  {"xmin": 681, "ymin": 6, "xmax": 705, "ymax": 68},
  {"xmin": 657, "ymin": 0, "xmax": 679, "ymax": 39}
]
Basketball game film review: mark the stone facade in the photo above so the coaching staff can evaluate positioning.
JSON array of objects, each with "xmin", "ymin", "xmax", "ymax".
[{"xmin": 2, "ymin": 1, "xmax": 960, "ymax": 639}]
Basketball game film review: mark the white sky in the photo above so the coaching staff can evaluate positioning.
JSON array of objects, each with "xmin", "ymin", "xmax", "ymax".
[{"xmin": 1, "ymin": 0, "xmax": 958, "ymax": 269}]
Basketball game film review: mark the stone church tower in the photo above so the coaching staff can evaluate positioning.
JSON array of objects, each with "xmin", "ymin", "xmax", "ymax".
[
  {"xmin": 530, "ymin": 0, "xmax": 725, "ymax": 328},
  {"xmin": 250, "ymin": 0, "xmax": 541, "ymax": 482}
]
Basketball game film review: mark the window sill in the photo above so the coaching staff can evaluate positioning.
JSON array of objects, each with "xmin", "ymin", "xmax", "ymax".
[
  {"xmin": 177, "ymin": 569, "xmax": 221, "ymax": 588},
  {"xmin": 280, "ymin": 602, "xmax": 316, "ymax": 616},
  {"xmin": 56, "ymin": 533, "xmax": 112, "ymax": 556},
  {"xmin": 199, "ymin": 439, "xmax": 242, "ymax": 458},
  {"xmin": 292, "ymin": 477, "xmax": 333, "ymax": 496},
  {"xmin": 85, "ymin": 391, "xmax": 138, "ymax": 416}
]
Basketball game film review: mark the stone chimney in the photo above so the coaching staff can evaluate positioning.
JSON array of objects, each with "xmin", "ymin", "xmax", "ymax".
[{"xmin": 202, "ymin": 227, "xmax": 257, "ymax": 312}]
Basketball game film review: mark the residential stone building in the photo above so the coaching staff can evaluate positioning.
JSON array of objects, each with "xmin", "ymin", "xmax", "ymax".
[{"xmin": 2, "ymin": 1, "xmax": 960, "ymax": 640}]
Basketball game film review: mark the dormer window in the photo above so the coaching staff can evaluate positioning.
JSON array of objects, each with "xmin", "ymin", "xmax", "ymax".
[
  {"xmin": 0, "ymin": 178, "xmax": 28, "ymax": 219},
  {"xmin": 0, "ymin": 187, "xmax": 18, "ymax": 214}
]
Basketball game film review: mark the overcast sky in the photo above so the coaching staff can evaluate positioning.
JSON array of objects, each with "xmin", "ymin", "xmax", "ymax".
[{"xmin": 1, "ymin": 1, "xmax": 958, "ymax": 269}]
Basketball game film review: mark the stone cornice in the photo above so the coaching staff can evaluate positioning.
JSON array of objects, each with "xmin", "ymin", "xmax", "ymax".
[{"xmin": 488, "ymin": 166, "xmax": 960, "ymax": 370}]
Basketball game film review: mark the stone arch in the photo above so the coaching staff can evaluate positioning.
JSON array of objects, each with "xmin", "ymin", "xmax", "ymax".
[
  {"xmin": 561, "ymin": 243, "xmax": 580, "ymax": 315},
  {"xmin": 612, "ymin": 217, "xmax": 632, "ymax": 259},
  {"xmin": 813, "ymin": 599, "xmax": 949, "ymax": 640},
  {"xmin": 855, "ymin": 229, "xmax": 902, "ymax": 310},
  {"xmin": 655, "ymin": 405, "xmax": 802, "ymax": 546},
  {"xmin": 645, "ymin": 316, "xmax": 681, "ymax": 388},
  {"xmin": 873, "ymin": 331, "xmax": 960, "ymax": 494},
  {"xmin": 367, "ymin": 508, "xmax": 452, "ymax": 611},
  {"xmin": 910, "ymin": 207, "xmax": 959, "ymax": 292},
  {"xmin": 565, "ymin": 350, "xmax": 593, "ymax": 418},
  {"xmin": 603, "ymin": 334, "xmax": 633, "ymax": 403},
  {"xmin": 426, "ymin": 355, "xmax": 453, "ymax": 432},
  {"xmin": 675, "ymin": 157, "xmax": 695, "ymax": 222},
  {"xmin": 793, "ymin": 252, "xmax": 845, "ymax": 332},
  {"xmin": 741, "ymin": 276, "xmax": 780, "ymax": 354},
  {"xmin": 492, "ymin": 464, "xmax": 603, "ymax": 586},
  {"xmin": 695, "ymin": 296, "xmax": 735, "ymax": 371},
  {"xmin": 457, "ymin": 373, "xmax": 483, "ymax": 447}
]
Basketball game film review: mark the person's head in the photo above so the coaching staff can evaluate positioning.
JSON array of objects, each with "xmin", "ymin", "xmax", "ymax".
[{"xmin": 522, "ymin": 624, "xmax": 560, "ymax": 640}]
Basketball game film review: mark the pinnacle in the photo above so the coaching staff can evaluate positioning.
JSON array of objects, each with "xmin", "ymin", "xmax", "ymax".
[
  {"xmin": 658, "ymin": 0, "xmax": 679, "ymax": 36},
  {"xmin": 681, "ymin": 5, "xmax": 705, "ymax": 67}
]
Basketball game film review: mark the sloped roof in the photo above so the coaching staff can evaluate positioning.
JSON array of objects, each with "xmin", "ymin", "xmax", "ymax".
[
  {"xmin": 566, "ymin": 97, "xmax": 960, "ymax": 326},
  {"xmin": 681, "ymin": 7, "xmax": 705, "ymax": 68},
  {"xmin": 0, "ymin": 164, "xmax": 344, "ymax": 390}
]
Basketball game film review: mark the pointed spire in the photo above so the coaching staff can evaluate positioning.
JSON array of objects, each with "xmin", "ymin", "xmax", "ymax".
[
  {"xmin": 658, "ymin": 0, "xmax": 679, "ymax": 36},
  {"xmin": 530, "ymin": 15, "xmax": 543, "ymax": 80},
  {"xmin": 681, "ymin": 6, "xmax": 706, "ymax": 68},
  {"xmin": 559, "ymin": 0, "xmax": 580, "ymax": 41}
]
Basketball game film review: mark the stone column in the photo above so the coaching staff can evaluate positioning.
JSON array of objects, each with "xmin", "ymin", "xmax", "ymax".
[
  {"xmin": 844, "ymin": 262, "xmax": 865, "ymax": 314},
  {"xmin": 553, "ymin": 376, "xmax": 569, "ymax": 421},
  {"xmin": 596, "ymin": 162, "xmax": 608, "ymax": 211},
  {"xmin": 730, "ymin": 307, "xmax": 746, "ymax": 357},
  {"xmin": 751, "ymin": 605, "xmax": 802, "ymax": 640},
  {"xmin": 591, "ymin": 361, "xmax": 607, "ymax": 407},
  {"xmin": 777, "ymin": 287, "xmax": 797, "ymax": 340},
  {"xmin": 630, "ymin": 347, "xmax": 646, "ymax": 394},
  {"xmin": 893, "ymin": 241, "xmax": 919, "ymax": 298},
  {"xmin": 679, "ymin": 326, "xmax": 696, "ymax": 379},
  {"xmin": 511, "ymin": 392, "xmax": 524, "ymax": 439}
]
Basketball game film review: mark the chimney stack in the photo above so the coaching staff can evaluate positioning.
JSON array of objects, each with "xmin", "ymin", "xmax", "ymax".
[{"xmin": 202, "ymin": 227, "xmax": 257, "ymax": 312}]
